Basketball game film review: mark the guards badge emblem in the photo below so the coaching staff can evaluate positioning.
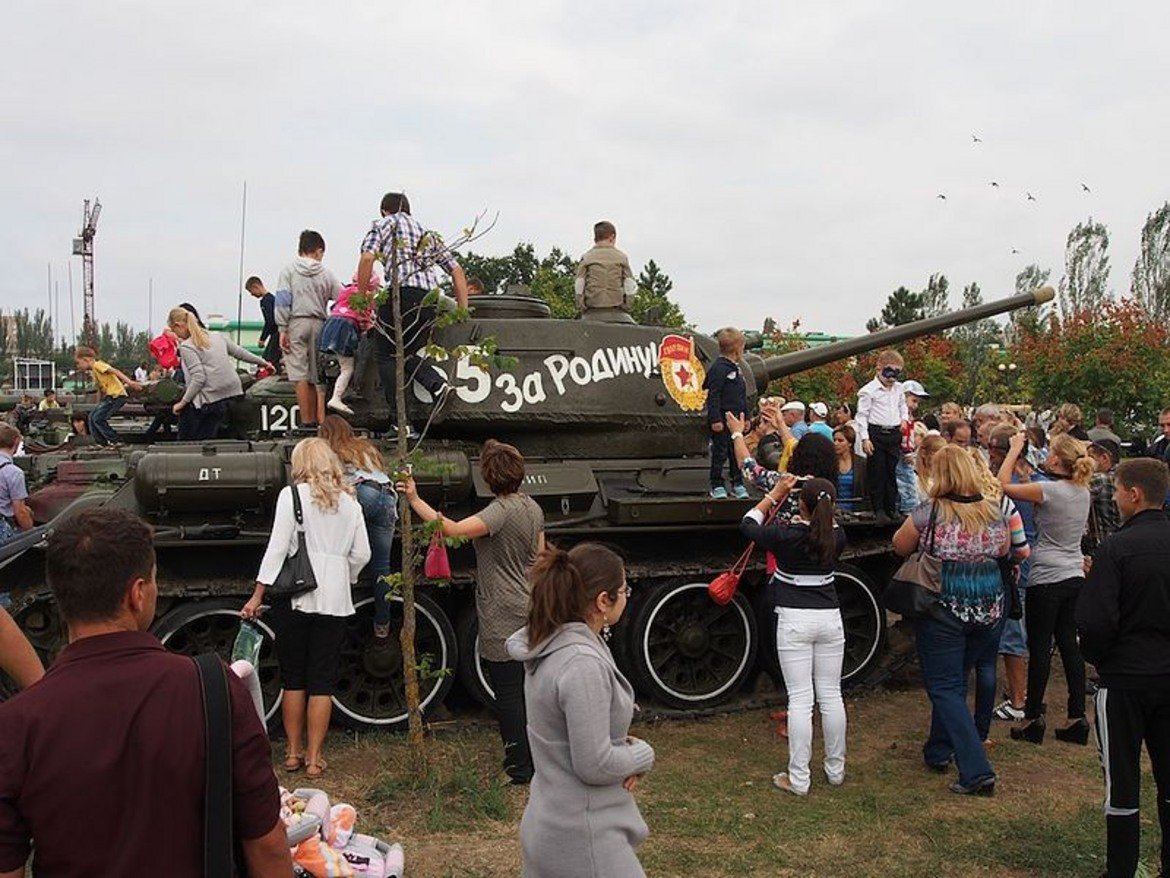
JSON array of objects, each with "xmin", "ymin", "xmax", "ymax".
[{"xmin": 658, "ymin": 334, "xmax": 706, "ymax": 412}]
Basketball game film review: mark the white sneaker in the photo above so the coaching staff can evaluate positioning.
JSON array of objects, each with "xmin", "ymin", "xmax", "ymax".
[
  {"xmin": 993, "ymin": 700, "xmax": 1025, "ymax": 721},
  {"xmin": 327, "ymin": 398, "xmax": 354, "ymax": 416},
  {"xmin": 772, "ymin": 772, "xmax": 808, "ymax": 796}
]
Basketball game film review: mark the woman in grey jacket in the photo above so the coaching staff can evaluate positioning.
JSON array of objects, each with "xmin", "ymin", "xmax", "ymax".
[
  {"xmin": 506, "ymin": 543, "xmax": 655, "ymax": 878},
  {"xmin": 168, "ymin": 306, "xmax": 271, "ymax": 440}
]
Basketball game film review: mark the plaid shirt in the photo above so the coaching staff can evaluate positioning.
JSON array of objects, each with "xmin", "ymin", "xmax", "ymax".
[
  {"xmin": 1085, "ymin": 470, "xmax": 1121, "ymax": 553},
  {"xmin": 359, "ymin": 212, "xmax": 458, "ymax": 290}
]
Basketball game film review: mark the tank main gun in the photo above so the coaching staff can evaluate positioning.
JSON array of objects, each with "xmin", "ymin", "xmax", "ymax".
[{"xmin": 745, "ymin": 286, "xmax": 1055, "ymax": 391}]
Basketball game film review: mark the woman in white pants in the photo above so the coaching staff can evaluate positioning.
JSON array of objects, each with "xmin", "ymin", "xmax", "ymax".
[{"xmin": 741, "ymin": 475, "xmax": 847, "ymax": 795}]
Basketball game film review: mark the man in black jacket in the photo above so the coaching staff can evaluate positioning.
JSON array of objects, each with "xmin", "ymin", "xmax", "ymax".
[
  {"xmin": 247, "ymin": 275, "xmax": 282, "ymax": 372},
  {"xmin": 1077, "ymin": 458, "xmax": 1170, "ymax": 878}
]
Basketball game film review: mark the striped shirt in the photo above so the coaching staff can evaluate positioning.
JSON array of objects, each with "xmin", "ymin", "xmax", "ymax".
[{"xmin": 359, "ymin": 212, "xmax": 458, "ymax": 291}]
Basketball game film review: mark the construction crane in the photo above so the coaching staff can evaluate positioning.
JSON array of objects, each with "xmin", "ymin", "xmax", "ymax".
[{"xmin": 71, "ymin": 198, "xmax": 101, "ymax": 345}]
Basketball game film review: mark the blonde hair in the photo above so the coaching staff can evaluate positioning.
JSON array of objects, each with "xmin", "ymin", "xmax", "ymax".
[
  {"xmin": 168, "ymin": 306, "xmax": 211, "ymax": 351},
  {"xmin": 915, "ymin": 433, "xmax": 947, "ymax": 495},
  {"xmin": 716, "ymin": 327, "xmax": 744, "ymax": 355},
  {"xmin": 290, "ymin": 438, "xmax": 353, "ymax": 512},
  {"xmin": 876, "ymin": 349, "xmax": 904, "ymax": 368},
  {"xmin": 1057, "ymin": 402, "xmax": 1083, "ymax": 426},
  {"xmin": 928, "ymin": 445, "xmax": 999, "ymax": 532},
  {"xmin": 1047, "ymin": 434, "xmax": 1095, "ymax": 487},
  {"xmin": 969, "ymin": 447, "xmax": 1003, "ymax": 501}
]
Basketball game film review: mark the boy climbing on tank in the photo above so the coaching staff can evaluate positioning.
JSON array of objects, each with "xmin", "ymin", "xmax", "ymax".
[
  {"xmin": 705, "ymin": 327, "xmax": 749, "ymax": 499},
  {"xmin": 574, "ymin": 220, "xmax": 637, "ymax": 318}
]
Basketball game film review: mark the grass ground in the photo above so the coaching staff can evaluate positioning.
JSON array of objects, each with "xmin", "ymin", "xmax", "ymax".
[{"xmin": 291, "ymin": 678, "xmax": 1163, "ymax": 878}]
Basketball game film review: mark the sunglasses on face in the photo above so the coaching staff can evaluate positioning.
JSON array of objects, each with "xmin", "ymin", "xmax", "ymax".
[{"xmin": 881, "ymin": 367, "xmax": 903, "ymax": 380}]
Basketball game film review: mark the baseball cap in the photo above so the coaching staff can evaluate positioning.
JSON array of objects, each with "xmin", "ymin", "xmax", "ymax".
[
  {"xmin": 780, "ymin": 400, "xmax": 806, "ymax": 413},
  {"xmin": 902, "ymin": 380, "xmax": 930, "ymax": 398},
  {"xmin": 810, "ymin": 402, "xmax": 829, "ymax": 417},
  {"xmin": 1089, "ymin": 438, "xmax": 1121, "ymax": 463}
]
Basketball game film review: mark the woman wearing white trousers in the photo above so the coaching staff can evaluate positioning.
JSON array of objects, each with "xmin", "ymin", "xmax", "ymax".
[{"xmin": 741, "ymin": 474, "xmax": 848, "ymax": 795}]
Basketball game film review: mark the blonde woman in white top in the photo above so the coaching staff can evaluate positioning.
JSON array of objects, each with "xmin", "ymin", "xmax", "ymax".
[{"xmin": 242, "ymin": 438, "xmax": 370, "ymax": 777}]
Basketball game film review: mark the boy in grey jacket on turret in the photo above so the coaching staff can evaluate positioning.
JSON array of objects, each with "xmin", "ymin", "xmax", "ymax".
[{"xmin": 276, "ymin": 230, "xmax": 341, "ymax": 428}]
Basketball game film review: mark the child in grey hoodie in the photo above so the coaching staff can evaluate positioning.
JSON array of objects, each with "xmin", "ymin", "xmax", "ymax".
[
  {"xmin": 276, "ymin": 229, "xmax": 341, "ymax": 427},
  {"xmin": 507, "ymin": 543, "xmax": 654, "ymax": 878}
]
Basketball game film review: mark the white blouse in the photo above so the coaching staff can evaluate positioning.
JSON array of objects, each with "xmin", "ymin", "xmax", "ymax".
[{"xmin": 257, "ymin": 484, "xmax": 371, "ymax": 617}]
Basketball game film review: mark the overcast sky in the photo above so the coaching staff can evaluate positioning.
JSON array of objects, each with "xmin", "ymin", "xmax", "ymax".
[{"xmin": 3, "ymin": 0, "xmax": 1167, "ymax": 339}]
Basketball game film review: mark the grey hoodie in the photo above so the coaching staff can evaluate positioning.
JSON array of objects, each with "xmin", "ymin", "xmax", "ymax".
[
  {"xmin": 275, "ymin": 256, "xmax": 341, "ymax": 327},
  {"xmin": 507, "ymin": 623, "xmax": 654, "ymax": 878}
]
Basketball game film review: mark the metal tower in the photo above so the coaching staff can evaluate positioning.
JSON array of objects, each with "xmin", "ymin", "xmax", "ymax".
[{"xmin": 71, "ymin": 198, "xmax": 101, "ymax": 345}]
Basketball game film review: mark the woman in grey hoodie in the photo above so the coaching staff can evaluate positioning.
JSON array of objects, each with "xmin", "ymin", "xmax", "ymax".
[{"xmin": 506, "ymin": 543, "xmax": 655, "ymax": 878}]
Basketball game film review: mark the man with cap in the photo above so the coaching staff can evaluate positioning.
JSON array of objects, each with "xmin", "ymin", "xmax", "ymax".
[
  {"xmin": 781, "ymin": 400, "xmax": 808, "ymax": 440},
  {"xmin": 807, "ymin": 402, "xmax": 833, "ymax": 440},
  {"xmin": 897, "ymin": 380, "xmax": 930, "ymax": 514}
]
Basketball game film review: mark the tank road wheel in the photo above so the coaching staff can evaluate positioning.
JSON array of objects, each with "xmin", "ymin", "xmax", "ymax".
[
  {"xmin": 628, "ymin": 580, "xmax": 758, "ymax": 710},
  {"xmin": 153, "ymin": 598, "xmax": 283, "ymax": 726},
  {"xmin": 758, "ymin": 563, "xmax": 886, "ymax": 689},
  {"xmin": 455, "ymin": 605, "xmax": 497, "ymax": 708},
  {"xmin": 331, "ymin": 592, "xmax": 457, "ymax": 731},
  {"xmin": 0, "ymin": 593, "xmax": 67, "ymax": 701},
  {"xmin": 836, "ymin": 563, "xmax": 886, "ymax": 685}
]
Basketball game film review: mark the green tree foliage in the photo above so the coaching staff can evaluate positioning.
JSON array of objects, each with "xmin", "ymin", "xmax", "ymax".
[
  {"xmin": 868, "ymin": 286, "xmax": 924, "ymax": 332},
  {"xmin": 1008, "ymin": 263, "xmax": 1052, "ymax": 342},
  {"xmin": 1060, "ymin": 218, "xmax": 1111, "ymax": 316},
  {"xmin": 920, "ymin": 273, "xmax": 950, "ymax": 319},
  {"xmin": 949, "ymin": 283, "xmax": 1002, "ymax": 405},
  {"xmin": 1132, "ymin": 202, "xmax": 1170, "ymax": 322},
  {"xmin": 1012, "ymin": 298, "xmax": 1170, "ymax": 436},
  {"xmin": 3, "ymin": 309, "xmax": 55, "ymax": 359},
  {"xmin": 630, "ymin": 260, "xmax": 687, "ymax": 327}
]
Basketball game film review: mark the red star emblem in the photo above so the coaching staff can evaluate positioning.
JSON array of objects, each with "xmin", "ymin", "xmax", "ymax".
[{"xmin": 675, "ymin": 362, "xmax": 692, "ymax": 388}]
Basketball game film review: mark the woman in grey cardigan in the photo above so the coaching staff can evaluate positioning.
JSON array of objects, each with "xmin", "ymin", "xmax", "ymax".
[
  {"xmin": 168, "ymin": 306, "xmax": 271, "ymax": 440},
  {"xmin": 507, "ymin": 543, "xmax": 655, "ymax": 878}
]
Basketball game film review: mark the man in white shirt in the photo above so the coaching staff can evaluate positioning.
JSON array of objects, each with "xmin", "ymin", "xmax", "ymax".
[{"xmin": 855, "ymin": 350, "xmax": 909, "ymax": 522}]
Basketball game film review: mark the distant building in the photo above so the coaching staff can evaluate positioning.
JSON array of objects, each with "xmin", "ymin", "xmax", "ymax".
[{"xmin": 205, "ymin": 314, "xmax": 265, "ymax": 357}]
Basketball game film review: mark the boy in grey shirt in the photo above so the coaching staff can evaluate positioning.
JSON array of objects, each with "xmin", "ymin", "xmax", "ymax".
[
  {"xmin": 276, "ymin": 230, "xmax": 341, "ymax": 428},
  {"xmin": 574, "ymin": 220, "xmax": 636, "ymax": 317}
]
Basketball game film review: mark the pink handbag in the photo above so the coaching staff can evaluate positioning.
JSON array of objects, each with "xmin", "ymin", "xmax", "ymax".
[{"xmin": 424, "ymin": 525, "xmax": 451, "ymax": 580}]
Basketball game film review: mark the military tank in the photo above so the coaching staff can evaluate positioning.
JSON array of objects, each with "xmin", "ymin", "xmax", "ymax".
[{"xmin": 0, "ymin": 287, "xmax": 1053, "ymax": 730}]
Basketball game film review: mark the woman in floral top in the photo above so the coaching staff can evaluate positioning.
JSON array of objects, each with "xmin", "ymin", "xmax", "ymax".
[{"xmin": 892, "ymin": 445, "xmax": 1011, "ymax": 797}]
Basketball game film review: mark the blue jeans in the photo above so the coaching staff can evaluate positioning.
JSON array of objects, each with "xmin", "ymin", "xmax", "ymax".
[
  {"xmin": 896, "ymin": 456, "xmax": 918, "ymax": 515},
  {"xmin": 915, "ymin": 609, "xmax": 1003, "ymax": 785},
  {"xmin": 356, "ymin": 482, "xmax": 398, "ymax": 626},
  {"xmin": 88, "ymin": 396, "xmax": 127, "ymax": 444}
]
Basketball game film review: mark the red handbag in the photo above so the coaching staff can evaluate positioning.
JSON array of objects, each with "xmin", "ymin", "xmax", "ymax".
[
  {"xmin": 424, "ymin": 523, "xmax": 452, "ymax": 580},
  {"xmin": 709, "ymin": 502, "xmax": 780, "ymax": 605}
]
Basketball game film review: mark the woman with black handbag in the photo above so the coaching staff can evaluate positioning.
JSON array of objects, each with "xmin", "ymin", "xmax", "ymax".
[
  {"xmin": 241, "ymin": 438, "xmax": 370, "ymax": 778},
  {"xmin": 892, "ymin": 445, "xmax": 1012, "ymax": 795}
]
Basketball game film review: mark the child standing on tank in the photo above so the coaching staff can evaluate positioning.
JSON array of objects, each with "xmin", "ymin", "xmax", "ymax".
[
  {"xmin": 704, "ymin": 328, "xmax": 749, "ymax": 499},
  {"xmin": 318, "ymin": 270, "xmax": 380, "ymax": 416},
  {"xmin": 855, "ymin": 349, "xmax": 909, "ymax": 522},
  {"xmin": 73, "ymin": 345, "xmax": 141, "ymax": 446}
]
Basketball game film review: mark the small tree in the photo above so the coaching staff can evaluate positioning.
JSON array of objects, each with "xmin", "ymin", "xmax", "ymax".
[
  {"xmin": 920, "ymin": 273, "xmax": 950, "ymax": 319},
  {"xmin": 869, "ymin": 286, "xmax": 924, "ymax": 331},
  {"xmin": 949, "ymin": 283, "xmax": 1002, "ymax": 405},
  {"xmin": 629, "ymin": 260, "xmax": 688, "ymax": 327}
]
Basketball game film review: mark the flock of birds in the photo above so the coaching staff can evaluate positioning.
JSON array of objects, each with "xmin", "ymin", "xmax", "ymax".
[{"xmin": 933, "ymin": 134, "xmax": 1094, "ymax": 255}]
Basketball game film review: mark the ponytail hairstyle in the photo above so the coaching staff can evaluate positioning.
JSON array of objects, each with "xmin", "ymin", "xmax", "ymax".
[
  {"xmin": 1048, "ymin": 433, "xmax": 1095, "ymax": 487},
  {"xmin": 526, "ymin": 543, "xmax": 625, "ymax": 646},
  {"xmin": 798, "ymin": 477, "xmax": 839, "ymax": 566},
  {"xmin": 168, "ymin": 306, "xmax": 211, "ymax": 350}
]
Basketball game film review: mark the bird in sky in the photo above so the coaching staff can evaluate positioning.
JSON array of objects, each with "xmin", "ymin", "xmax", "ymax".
[
  {"xmin": 1011, "ymin": 248, "xmax": 1020, "ymax": 254},
  {"xmin": 990, "ymin": 181, "xmax": 999, "ymax": 188},
  {"xmin": 972, "ymin": 134, "xmax": 982, "ymax": 143},
  {"xmin": 937, "ymin": 194, "xmax": 947, "ymax": 200},
  {"xmin": 1026, "ymin": 192, "xmax": 1037, "ymax": 202},
  {"xmin": 1081, "ymin": 182, "xmax": 1092, "ymax": 193}
]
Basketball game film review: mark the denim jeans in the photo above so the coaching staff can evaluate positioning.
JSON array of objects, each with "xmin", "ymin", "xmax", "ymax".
[
  {"xmin": 178, "ymin": 398, "xmax": 230, "ymax": 441},
  {"xmin": 88, "ymin": 396, "xmax": 127, "ymax": 444},
  {"xmin": 896, "ymin": 456, "xmax": 918, "ymax": 515},
  {"xmin": 915, "ymin": 609, "xmax": 1002, "ymax": 785},
  {"xmin": 355, "ymin": 482, "xmax": 397, "ymax": 626},
  {"xmin": 482, "ymin": 658, "xmax": 533, "ymax": 783}
]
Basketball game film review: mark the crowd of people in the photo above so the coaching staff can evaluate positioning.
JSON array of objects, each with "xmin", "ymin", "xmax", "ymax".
[{"xmin": 5, "ymin": 196, "xmax": 1170, "ymax": 875}]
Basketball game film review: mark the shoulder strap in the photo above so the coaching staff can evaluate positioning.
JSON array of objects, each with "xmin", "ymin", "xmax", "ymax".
[
  {"xmin": 926, "ymin": 502, "xmax": 939, "ymax": 554},
  {"xmin": 290, "ymin": 484, "xmax": 304, "ymax": 527},
  {"xmin": 194, "ymin": 654, "xmax": 234, "ymax": 878}
]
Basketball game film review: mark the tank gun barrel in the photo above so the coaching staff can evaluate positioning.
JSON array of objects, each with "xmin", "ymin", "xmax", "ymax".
[{"xmin": 749, "ymin": 286, "xmax": 1054, "ymax": 389}]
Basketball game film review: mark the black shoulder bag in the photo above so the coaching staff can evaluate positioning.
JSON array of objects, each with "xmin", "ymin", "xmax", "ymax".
[
  {"xmin": 267, "ymin": 486, "xmax": 318, "ymax": 598},
  {"xmin": 194, "ymin": 653, "xmax": 236, "ymax": 878}
]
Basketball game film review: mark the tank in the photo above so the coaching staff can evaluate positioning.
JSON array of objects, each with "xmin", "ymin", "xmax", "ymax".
[{"xmin": 1, "ymin": 287, "xmax": 1054, "ymax": 728}]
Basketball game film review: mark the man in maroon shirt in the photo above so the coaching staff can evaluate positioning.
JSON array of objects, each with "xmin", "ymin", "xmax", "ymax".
[{"xmin": 0, "ymin": 508, "xmax": 291, "ymax": 878}]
